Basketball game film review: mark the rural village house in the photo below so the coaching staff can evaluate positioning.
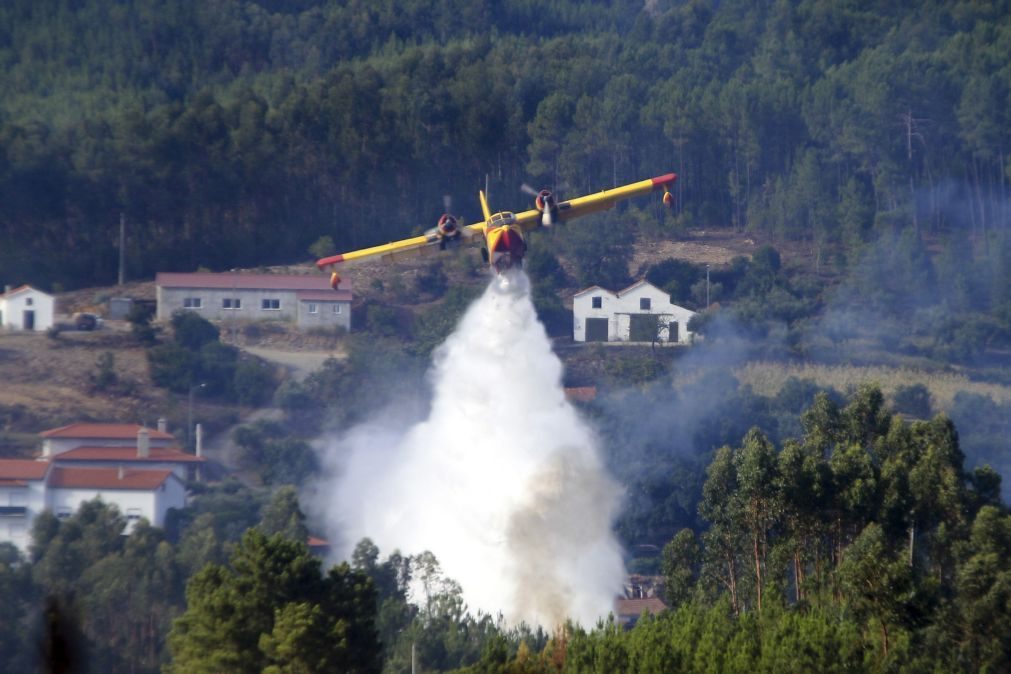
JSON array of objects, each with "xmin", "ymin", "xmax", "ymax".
[
  {"xmin": 572, "ymin": 280, "xmax": 696, "ymax": 344},
  {"xmin": 0, "ymin": 422, "xmax": 203, "ymax": 554},
  {"xmin": 156, "ymin": 272, "xmax": 352, "ymax": 331},
  {"xmin": 0, "ymin": 284, "xmax": 54, "ymax": 332}
]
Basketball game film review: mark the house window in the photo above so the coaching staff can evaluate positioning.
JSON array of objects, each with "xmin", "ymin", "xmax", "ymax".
[
  {"xmin": 640, "ymin": 298, "xmax": 651, "ymax": 311},
  {"xmin": 183, "ymin": 297, "xmax": 203, "ymax": 309},
  {"xmin": 126, "ymin": 508, "xmax": 142, "ymax": 521},
  {"xmin": 592, "ymin": 296, "xmax": 602, "ymax": 309},
  {"xmin": 222, "ymin": 298, "xmax": 242, "ymax": 310},
  {"xmin": 57, "ymin": 507, "xmax": 72, "ymax": 519},
  {"xmin": 261, "ymin": 299, "xmax": 281, "ymax": 310},
  {"xmin": 308, "ymin": 303, "xmax": 318, "ymax": 314},
  {"xmin": 332, "ymin": 304, "xmax": 342, "ymax": 314},
  {"xmin": 25, "ymin": 298, "xmax": 33, "ymax": 306}
]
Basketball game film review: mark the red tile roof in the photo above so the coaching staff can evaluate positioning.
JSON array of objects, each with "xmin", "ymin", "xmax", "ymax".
[
  {"xmin": 40, "ymin": 423, "xmax": 175, "ymax": 440},
  {"xmin": 156, "ymin": 272, "xmax": 351, "ymax": 292},
  {"xmin": 0, "ymin": 459, "xmax": 50, "ymax": 484},
  {"xmin": 564, "ymin": 386, "xmax": 597, "ymax": 402},
  {"xmin": 614, "ymin": 597, "xmax": 668, "ymax": 618},
  {"xmin": 56, "ymin": 446, "xmax": 204, "ymax": 463},
  {"xmin": 0, "ymin": 284, "xmax": 33, "ymax": 298},
  {"xmin": 49, "ymin": 466, "xmax": 176, "ymax": 490}
]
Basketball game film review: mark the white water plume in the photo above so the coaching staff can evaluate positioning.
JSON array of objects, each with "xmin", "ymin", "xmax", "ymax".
[{"xmin": 314, "ymin": 271, "xmax": 625, "ymax": 628}]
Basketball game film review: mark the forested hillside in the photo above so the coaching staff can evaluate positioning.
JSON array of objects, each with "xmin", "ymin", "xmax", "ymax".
[
  {"xmin": 1, "ymin": 0, "xmax": 1009, "ymax": 293},
  {"xmin": 4, "ymin": 2, "xmax": 1011, "ymax": 672}
]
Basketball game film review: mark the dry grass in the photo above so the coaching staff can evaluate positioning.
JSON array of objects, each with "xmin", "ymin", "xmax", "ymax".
[{"xmin": 735, "ymin": 361, "xmax": 1011, "ymax": 410}]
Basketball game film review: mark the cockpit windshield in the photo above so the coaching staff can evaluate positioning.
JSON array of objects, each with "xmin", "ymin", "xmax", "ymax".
[{"xmin": 487, "ymin": 211, "xmax": 516, "ymax": 228}]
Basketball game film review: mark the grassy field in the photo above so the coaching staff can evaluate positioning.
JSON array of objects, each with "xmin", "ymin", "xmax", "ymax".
[{"xmin": 735, "ymin": 361, "xmax": 1011, "ymax": 411}]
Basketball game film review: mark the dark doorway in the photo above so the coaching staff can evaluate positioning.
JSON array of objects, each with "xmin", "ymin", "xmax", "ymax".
[
  {"xmin": 23, "ymin": 310, "xmax": 35, "ymax": 330},
  {"xmin": 585, "ymin": 318, "xmax": 608, "ymax": 342},
  {"xmin": 629, "ymin": 314, "xmax": 657, "ymax": 342},
  {"xmin": 668, "ymin": 321, "xmax": 679, "ymax": 343}
]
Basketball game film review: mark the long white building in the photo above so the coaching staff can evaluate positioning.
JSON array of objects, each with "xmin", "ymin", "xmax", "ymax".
[{"xmin": 155, "ymin": 272, "xmax": 352, "ymax": 331}]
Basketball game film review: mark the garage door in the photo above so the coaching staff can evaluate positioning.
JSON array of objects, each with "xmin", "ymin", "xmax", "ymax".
[{"xmin": 585, "ymin": 318, "xmax": 608, "ymax": 342}]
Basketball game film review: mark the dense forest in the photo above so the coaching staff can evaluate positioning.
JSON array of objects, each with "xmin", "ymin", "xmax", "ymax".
[
  {"xmin": 4, "ymin": 384, "xmax": 1009, "ymax": 672},
  {"xmin": 3, "ymin": 0, "xmax": 1011, "ymax": 672},
  {"xmin": 1, "ymin": 0, "xmax": 1009, "ymax": 292}
]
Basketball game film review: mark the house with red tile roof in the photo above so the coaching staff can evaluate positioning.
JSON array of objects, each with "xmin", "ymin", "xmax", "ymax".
[
  {"xmin": 0, "ymin": 422, "xmax": 203, "ymax": 555},
  {"xmin": 613, "ymin": 597, "xmax": 668, "ymax": 627},
  {"xmin": 155, "ymin": 272, "xmax": 352, "ymax": 330},
  {"xmin": 40, "ymin": 422, "xmax": 177, "ymax": 457},
  {"xmin": 48, "ymin": 466, "xmax": 186, "ymax": 531},
  {"xmin": 0, "ymin": 284, "xmax": 54, "ymax": 332}
]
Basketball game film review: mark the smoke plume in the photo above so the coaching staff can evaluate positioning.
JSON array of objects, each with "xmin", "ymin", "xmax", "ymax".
[{"xmin": 313, "ymin": 271, "xmax": 625, "ymax": 628}]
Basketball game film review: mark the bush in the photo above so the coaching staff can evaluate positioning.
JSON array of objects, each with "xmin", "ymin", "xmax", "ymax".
[
  {"xmin": 127, "ymin": 304, "xmax": 157, "ymax": 345},
  {"xmin": 234, "ymin": 359, "xmax": 276, "ymax": 406},
  {"xmin": 148, "ymin": 343, "xmax": 197, "ymax": 393},
  {"xmin": 91, "ymin": 352, "xmax": 118, "ymax": 391},
  {"xmin": 171, "ymin": 311, "xmax": 219, "ymax": 350},
  {"xmin": 198, "ymin": 342, "xmax": 239, "ymax": 397}
]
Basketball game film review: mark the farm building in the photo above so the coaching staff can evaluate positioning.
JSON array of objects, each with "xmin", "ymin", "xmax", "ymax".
[
  {"xmin": 0, "ymin": 284, "xmax": 54, "ymax": 332},
  {"xmin": 573, "ymin": 280, "xmax": 696, "ymax": 344},
  {"xmin": 155, "ymin": 272, "xmax": 352, "ymax": 330}
]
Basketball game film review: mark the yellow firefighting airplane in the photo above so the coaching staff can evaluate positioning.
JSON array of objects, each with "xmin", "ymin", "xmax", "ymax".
[{"xmin": 316, "ymin": 173, "xmax": 677, "ymax": 287}]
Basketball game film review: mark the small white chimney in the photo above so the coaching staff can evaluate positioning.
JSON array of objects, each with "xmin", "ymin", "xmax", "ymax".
[
  {"xmin": 195, "ymin": 423, "xmax": 203, "ymax": 458},
  {"xmin": 157, "ymin": 417, "xmax": 167, "ymax": 433},
  {"xmin": 137, "ymin": 427, "xmax": 150, "ymax": 458}
]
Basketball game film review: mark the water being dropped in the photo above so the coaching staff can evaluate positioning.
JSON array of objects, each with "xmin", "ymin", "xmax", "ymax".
[{"xmin": 314, "ymin": 271, "xmax": 625, "ymax": 628}]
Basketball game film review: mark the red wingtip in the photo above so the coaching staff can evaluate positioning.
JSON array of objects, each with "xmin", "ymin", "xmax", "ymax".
[
  {"xmin": 651, "ymin": 173, "xmax": 678, "ymax": 188},
  {"xmin": 316, "ymin": 254, "xmax": 344, "ymax": 270}
]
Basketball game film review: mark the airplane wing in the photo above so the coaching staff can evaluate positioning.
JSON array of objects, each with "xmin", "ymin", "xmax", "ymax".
[
  {"xmin": 315, "ymin": 222, "xmax": 484, "ymax": 280},
  {"xmin": 512, "ymin": 173, "xmax": 677, "ymax": 232}
]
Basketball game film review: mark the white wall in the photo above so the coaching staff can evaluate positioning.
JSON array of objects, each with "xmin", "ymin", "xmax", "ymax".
[
  {"xmin": 573, "ymin": 281, "xmax": 696, "ymax": 344},
  {"xmin": 572, "ymin": 287, "xmax": 618, "ymax": 342},
  {"xmin": 48, "ymin": 478, "xmax": 186, "ymax": 531},
  {"xmin": 0, "ymin": 288, "xmax": 54, "ymax": 331},
  {"xmin": 0, "ymin": 479, "xmax": 48, "ymax": 554}
]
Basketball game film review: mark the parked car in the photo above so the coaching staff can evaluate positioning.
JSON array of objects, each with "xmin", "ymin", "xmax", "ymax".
[{"xmin": 73, "ymin": 312, "xmax": 102, "ymax": 330}]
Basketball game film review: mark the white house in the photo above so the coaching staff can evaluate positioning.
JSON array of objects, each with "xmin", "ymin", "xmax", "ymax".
[
  {"xmin": 40, "ymin": 422, "xmax": 177, "ymax": 458},
  {"xmin": 573, "ymin": 280, "xmax": 696, "ymax": 344},
  {"xmin": 0, "ymin": 284, "xmax": 55, "ymax": 332},
  {"xmin": 48, "ymin": 466, "xmax": 187, "ymax": 533},
  {"xmin": 0, "ymin": 460, "xmax": 51, "ymax": 553},
  {"xmin": 0, "ymin": 422, "xmax": 203, "ymax": 554},
  {"xmin": 155, "ymin": 272, "xmax": 352, "ymax": 331}
]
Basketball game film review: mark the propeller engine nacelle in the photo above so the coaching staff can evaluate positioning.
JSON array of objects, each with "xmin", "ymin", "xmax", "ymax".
[
  {"xmin": 435, "ymin": 214, "xmax": 461, "ymax": 250},
  {"xmin": 534, "ymin": 189, "xmax": 559, "ymax": 226}
]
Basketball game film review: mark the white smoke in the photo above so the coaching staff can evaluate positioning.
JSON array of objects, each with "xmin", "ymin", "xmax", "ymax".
[{"xmin": 313, "ymin": 271, "xmax": 626, "ymax": 628}]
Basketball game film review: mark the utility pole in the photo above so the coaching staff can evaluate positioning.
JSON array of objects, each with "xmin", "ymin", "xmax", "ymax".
[
  {"xmin": 118, "ymin": 212, "xmax": 126, "ymax": 286},
  {"xmin": 706, "ymin": 264, "xmax": 711, "ymax": 309}
]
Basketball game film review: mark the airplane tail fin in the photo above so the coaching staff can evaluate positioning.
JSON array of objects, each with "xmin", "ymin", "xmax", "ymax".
[{"xmin": 479, "ymin": 190, "xmax": 492, "ymax": 221}]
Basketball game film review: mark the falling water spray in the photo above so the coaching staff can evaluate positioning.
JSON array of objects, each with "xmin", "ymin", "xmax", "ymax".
[{"xmin": 313, "ymin": 271, "xmax": 626, "ymax": 628}]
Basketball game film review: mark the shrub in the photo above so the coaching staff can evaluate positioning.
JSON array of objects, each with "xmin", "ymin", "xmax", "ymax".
[
  {"xmin": 148, "ymin": 343, "xmax": 197, "ymax": 393},
  {"xmin": 234, "ymin": 359, "xmax": 276, "ymax": 406},
  {"xmin": 170, "ymin": 311, "xmax": 219, "ymax": 350}
]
